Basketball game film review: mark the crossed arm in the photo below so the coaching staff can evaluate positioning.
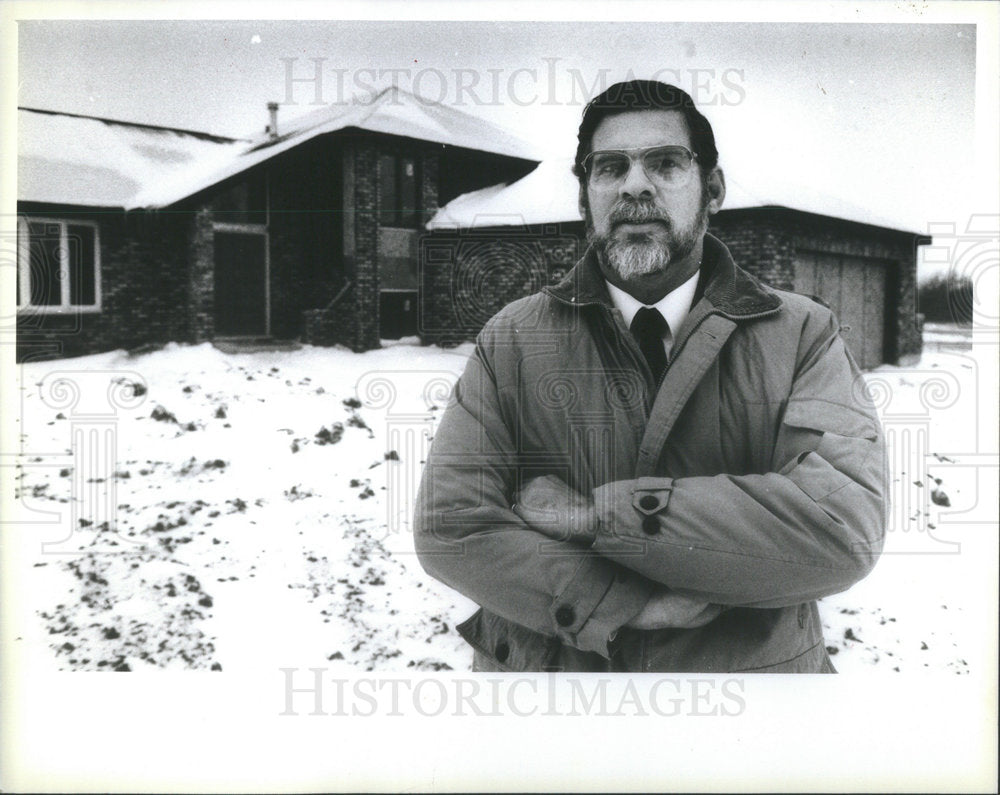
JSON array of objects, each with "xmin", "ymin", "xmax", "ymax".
[
  {"xmin": 512, "ymin": 474, "xmax": 723, "ymax": 630},
  {"xmin": 415, "ymin": 316, "xmax": 886, "ymax": 657}
]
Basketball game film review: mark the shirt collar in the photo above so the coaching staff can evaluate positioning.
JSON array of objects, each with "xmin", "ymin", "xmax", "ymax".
[{"xmin": 604, "ymin": 269, "xmax": 701, "ymax": 337}]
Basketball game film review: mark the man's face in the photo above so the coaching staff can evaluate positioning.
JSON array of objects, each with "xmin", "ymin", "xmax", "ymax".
[{"xmin": 584, "ymin": 109, "xmax": 714, "ymax": 282}]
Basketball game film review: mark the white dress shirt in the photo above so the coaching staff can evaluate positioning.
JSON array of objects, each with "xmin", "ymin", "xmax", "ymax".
[{"xmin": 605, "ymin": 269, "xmax": 700, "ymax": 359}]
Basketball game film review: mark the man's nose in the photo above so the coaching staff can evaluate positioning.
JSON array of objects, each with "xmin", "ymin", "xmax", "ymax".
[{"xmin": 618, "ymin": 158, "xmax": 655, "ymax": 199}]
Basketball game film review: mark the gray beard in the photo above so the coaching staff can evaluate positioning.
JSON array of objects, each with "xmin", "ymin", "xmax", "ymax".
[
  {"xmin": 589, "ymin": 196, "xmax": 708, "ymax": 282},
  {"xmin": 601, "ymin": 234, "xmax": 673, "ymax": 280}
]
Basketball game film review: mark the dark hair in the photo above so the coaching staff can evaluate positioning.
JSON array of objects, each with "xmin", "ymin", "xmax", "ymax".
[{"xmin": 573, "ymin": 80, "xmax": 719, "ymax": 184}]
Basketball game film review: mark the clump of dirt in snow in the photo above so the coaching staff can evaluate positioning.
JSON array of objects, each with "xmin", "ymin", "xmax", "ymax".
[
  {"xmin": 315, "ymin": 423, "xmax": 345, "ymax": 445},
  {"xmin": 37, "ymin": 522, "xmax": 222, "ymax": 671},
  {"xmin": 150, "ymin": 405, "xmax": 178, "ymax": 423},
  {"xmin": 930, "ymin": 476, "xmax": 951, "ymax": 507}
]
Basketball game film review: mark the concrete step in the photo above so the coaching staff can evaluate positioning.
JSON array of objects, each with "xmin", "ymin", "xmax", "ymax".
[{"xmin": 212, "ymin": 338, "xmax": 302, "ymax": 354}]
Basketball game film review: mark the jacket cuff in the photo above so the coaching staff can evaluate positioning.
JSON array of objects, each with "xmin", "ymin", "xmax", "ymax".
[
  {"xmin": 592, "ymin": 477, "xmax": 675, "ymax": 546},
  {"xmin": 550, "ymin": 555, "xmax": 653, "ymax": 658},
  {"xmin": 575, "ymin": 569, "xmax": 653, "ymax": 657}
]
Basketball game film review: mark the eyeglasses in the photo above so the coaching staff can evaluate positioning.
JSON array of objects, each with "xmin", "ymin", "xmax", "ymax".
[{"xmin": 581, "ymin": 144, "xmax": 699, "ymax": 190}]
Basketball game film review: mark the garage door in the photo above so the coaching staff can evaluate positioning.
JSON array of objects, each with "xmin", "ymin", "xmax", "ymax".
[{"xmin": 793, "ymin": 251, "xmax": 889, "ymax": 369}]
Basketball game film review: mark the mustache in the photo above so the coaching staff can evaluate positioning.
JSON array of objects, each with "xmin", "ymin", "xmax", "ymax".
[{"xmin": 607, "ymin": 201, "xmax": 671, "ymax": 228}]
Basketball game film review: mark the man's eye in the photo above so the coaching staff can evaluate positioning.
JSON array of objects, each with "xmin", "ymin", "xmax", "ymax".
[
  {"xmin": 593, "ymin": 157, "xmax": 628, "ymax": 177},
  {"xmin": 646, "ymin": 154, "xmax": 682, "ymax": 173}
]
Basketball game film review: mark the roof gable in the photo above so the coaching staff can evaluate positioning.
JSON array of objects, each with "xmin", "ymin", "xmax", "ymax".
[
  {"xmin": 19, "ymin": 88, "xmax": 544, "ymax": 210},
  {"xmin": 129, "ymin": 86, "xmax": 543, "ymax": 208}
]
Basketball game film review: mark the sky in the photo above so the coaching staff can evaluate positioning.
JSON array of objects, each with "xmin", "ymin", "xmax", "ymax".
[{"xmin": 9, "ymin": 10, "xmax": 998, "ymax": 270}]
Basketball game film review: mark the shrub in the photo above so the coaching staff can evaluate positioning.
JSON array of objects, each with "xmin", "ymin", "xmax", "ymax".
[{"xmin": 918, "ymin": 274, "xmax": 973, "ymax": 325}]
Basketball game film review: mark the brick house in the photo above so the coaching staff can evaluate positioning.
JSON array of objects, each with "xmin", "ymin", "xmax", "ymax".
[
  {"xmin": 17, "ymin": 94, "xmax": 927, "ymax": 368},
  {"xmin": 424, "ymin": 158, "xmax": 930, "ymax": 368},
  {"xmin": 15, "ymin": 89, "xmax": 539, "ymax": 362}
]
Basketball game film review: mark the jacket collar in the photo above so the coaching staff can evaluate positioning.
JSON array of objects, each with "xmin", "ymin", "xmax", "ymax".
[{"xmin": 543, "ymin": 232, "xmax": 782, "ymax": 319}]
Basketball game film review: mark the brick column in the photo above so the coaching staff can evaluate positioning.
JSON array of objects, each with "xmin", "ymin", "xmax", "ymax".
[
  {"xmin": 187, "ymin": 207, "xmax": 215, "ymax": 342},
  {"xmin": 894, "ymin": 238, "xmax": 923, "ymax": 363},
  {"xmin": 421, "ymin": 151, "xmax": 440, "ymax": 227},
  {"xmin": 346, "ymin": 143, "xmax": 380, "ymax": 352}
]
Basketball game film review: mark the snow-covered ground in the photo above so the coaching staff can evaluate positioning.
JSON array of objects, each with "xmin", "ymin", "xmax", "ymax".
[{"xmin": 7, "ymin": 325, "xmax": 997, "ymax": 675}]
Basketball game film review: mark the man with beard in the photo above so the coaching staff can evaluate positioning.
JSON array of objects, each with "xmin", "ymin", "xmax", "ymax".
[{"xmin": 415, "ymin": 80, "xmax": 886, "ymax": 672}]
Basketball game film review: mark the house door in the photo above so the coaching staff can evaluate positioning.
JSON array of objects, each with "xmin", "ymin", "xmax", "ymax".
[
  {"xmin": 379, "ymin": 290, "xmax": 419, "ymax": 339},
  {"xmin": 794, "ymin": 251, "xmax": 888, "ymax": 369},
  {"xmin": 214, "ymin": 230, "xmax": 268, "ymax": 336}
]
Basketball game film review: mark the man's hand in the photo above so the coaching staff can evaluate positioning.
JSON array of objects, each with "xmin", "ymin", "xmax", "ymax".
[
  {"xmin": 627, "ymin": 589, "xmax": 725, "ymax": 630},
  {"xmin": 512, "ymin": 474, "xmax": 598, "ymax": 545},
  {"xmin": 514, "ymin": 477, "xmax": 723, "ymax": 630}
]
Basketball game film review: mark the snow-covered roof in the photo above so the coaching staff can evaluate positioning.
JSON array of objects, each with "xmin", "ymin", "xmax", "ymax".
[
  {"xmin": 18, "ymin": 107, "xmax": 246, "ymax": 209},
  {"xmin": 19, "ymin": 88, "xmax": 544, "ymax": 210},
  {"xmin": 427, "ymin": 158, "xmax": 583, "ymax": 229},
  {"xmin": 426, "ymin": 157, "xmax": 923, "ymax": 235},
  {"xmin": 129, "ymin": 86, "xmax": 544, "ymax": 209},
  {"xmin": 720, "ymin": 176, "xmax": 923, "ymax": 235}
]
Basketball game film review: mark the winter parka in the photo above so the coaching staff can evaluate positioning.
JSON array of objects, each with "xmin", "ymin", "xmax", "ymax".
[{"xmin": 414, "ymin": 233, "xmax": 886, "ymax": 673}]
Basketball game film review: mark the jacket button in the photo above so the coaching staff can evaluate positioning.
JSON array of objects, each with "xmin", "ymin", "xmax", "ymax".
[
  {"xmin": 494, "ymin": 641, "xmax": 510, "ymax": 663},
  {"xmin": 638, "ymin": 494, "xmax": 659, "ymax": 511},
  {"xmin": 555, "ymin": 605, "xmax": 576, "ymax": 627},
  {"xmin": 642, "ymin": 515, "xmax": 660, "ymax": 535}
]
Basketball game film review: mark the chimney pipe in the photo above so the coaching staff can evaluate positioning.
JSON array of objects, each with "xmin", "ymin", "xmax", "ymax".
[{"xmin": 267, "ymin": 101, "xmax": 279, "ymax": 140}]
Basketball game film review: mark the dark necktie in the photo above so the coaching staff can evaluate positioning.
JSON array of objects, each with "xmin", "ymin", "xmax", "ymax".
[{"xmin": 630, "ymin": 307, "xmax": 669, "ymax": 385}]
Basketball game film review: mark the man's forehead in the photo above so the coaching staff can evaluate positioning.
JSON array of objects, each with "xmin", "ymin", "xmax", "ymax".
[{"xmin": 590, "ymin": 109, "xmax": 692, "ymax": 151}]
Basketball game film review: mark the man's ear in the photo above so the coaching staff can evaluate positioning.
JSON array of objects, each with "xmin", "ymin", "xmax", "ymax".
[
  {"xmin": 705, "ymin": 167, "xmax": 726, "ymax": 215},
  {"xmin": 577, "ymin": 182, "xmax": 589, "ymax": 220}
]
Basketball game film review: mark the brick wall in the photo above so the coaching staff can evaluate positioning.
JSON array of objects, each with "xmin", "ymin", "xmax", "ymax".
[
  {"xmin": 350, "ymin": 143, "xmax": 381, "ymax": 352},
  {"xmin": 186, "ymin": 208, "xmax": 214, "ymax": 343},
  {"xmin": 418, "ymin": 222, "xmax": 584, "ymax": 346},
  {"xmin": 416, "ymin": 209, "xmax": 922, "ymax": 366},
  {"xmin": 16, "ymin": 206, "xmax": 196, "ymax": 362},
  {"xmin": 421, "ymin": 152, "xmax": 440, "ymax": 227},
  {"xmin": 710, "ymin": 211, "xmax": 796, "ymax": 289}
]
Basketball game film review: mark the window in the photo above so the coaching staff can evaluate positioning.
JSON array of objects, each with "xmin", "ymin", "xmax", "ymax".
[
  {"xmin": 18, "ymin": 217, "xmax": 100, "ymax": 312},
  {"xmin": 378, "ymin": 153, "xmax": 421, "ymax": 228}
]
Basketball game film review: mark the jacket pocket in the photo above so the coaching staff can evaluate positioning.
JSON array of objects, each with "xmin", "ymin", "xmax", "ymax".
[
  {"xmin": 457, "ymin": 608, "xmax": 556, "ymax": 672},
  {"xmin": 782, "ymin": 398, "xmax": 878, "ymax": 441},
  {"xmin": 472, "ymin": 648, "xmax": 511, "ymax": 673},
  {"xmin": 779, "ymin": 397, "xmax": 882, "ymax": 503},
  {"xmin": 732, "ymin": 639, "xmax": 834, "ymax": 673},
  {"xmin": 785, "ymin": 450, "xmax": 854, "ymax": 501},
  {"xmin": 728, "ymin": 602, "xmax": 833, "ymax": 673}
]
